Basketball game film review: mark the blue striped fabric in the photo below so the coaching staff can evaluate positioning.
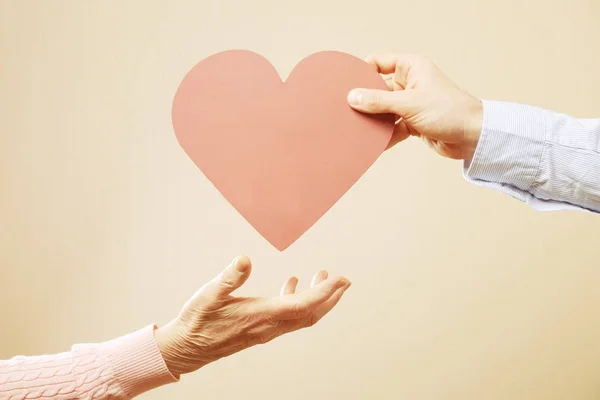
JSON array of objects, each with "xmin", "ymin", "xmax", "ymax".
[{"xmin": 464, "ymin": 100, "xmax": 600, "ymax": 214}]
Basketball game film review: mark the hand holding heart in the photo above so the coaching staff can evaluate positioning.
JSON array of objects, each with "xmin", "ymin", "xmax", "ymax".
[{"xmin": 348, "ymin": 53, "xmax": 484, "ymax": 160}]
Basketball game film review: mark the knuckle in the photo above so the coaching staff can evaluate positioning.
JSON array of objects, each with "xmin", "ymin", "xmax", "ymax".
[
  {"xmin": 219, "ymin": 275, "xmax": 236, "ymax": 289},
  {"xmin": 364, "ymin": 93, "xmax": 381, "ymax": 111},
  {"xmin": 410, "ymin": 53, "xmax": 428, "ymax": 63},
  {"xmin": 405, "ymin": 54, "xmax": 432, "ymax": 71}
]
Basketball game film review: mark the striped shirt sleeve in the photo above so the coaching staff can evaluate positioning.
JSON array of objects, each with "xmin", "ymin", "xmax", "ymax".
[{"xmin": 464, "ymin": 100, "xmax": 600, "ymax": 214}]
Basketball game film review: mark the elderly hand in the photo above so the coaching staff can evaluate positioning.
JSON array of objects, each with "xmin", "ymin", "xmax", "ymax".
[
  {"xmin": 154, "ymin": 256, "xmax": 351, "ymax": 376},
  {"xmin": 347, "ymin": 54, "xmax": 483, "ymax": 160}
]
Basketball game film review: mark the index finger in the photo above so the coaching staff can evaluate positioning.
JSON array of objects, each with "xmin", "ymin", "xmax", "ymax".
[
  {"xmin": 365, "ymin": 53, "xmax": 420, "ymax": 73},
  {"xmin": 365, "ymin": 53, "xmax": 421, "ymax": 89}
]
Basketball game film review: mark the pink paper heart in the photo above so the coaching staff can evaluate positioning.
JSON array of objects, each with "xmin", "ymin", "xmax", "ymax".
[{"xmin": 172, "ymin": 50, "xmax": 394, "ymax": 250}]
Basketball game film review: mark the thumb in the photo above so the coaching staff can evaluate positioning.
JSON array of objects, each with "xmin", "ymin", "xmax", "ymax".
[
  {"xmin": 347, "ymin": 88, "xmax": 412, "ymax": 115},
  {"xmin": 204, "ymin": 255, "xmax": 252, "ymax": 298}
]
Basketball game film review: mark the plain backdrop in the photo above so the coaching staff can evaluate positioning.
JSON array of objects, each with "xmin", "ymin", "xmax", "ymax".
[{"xmin": 1, "ymin": 1, "xmax": 599, "ymax": 399}]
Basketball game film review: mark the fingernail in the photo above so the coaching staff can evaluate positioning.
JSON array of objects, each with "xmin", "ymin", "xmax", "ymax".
[
  {"xmin": 235, "ymin": 256, "xmax": 250, "ymax": 272},
  {"xmin": 231, "ymin": 256, "xmax": 246, "ymax": 272},
  {"xmin": 347, "ymin": 89, "xmax": 362, "ymax": 106}
]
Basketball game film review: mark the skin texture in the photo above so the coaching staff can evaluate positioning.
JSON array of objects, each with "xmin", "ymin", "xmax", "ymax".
[
  {"xmin": 347, "ymin": 53, "xmax": 484, "ymax": 160},
  {"xmin": 154, "ymin": 256, "xmax": 351, "ymax": 377}
]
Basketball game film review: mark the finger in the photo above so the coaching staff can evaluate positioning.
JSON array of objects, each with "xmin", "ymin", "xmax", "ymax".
[
  {"xmin": 313, "ymin": 281, "xmax": 351, "ymax": 322},
  {"xmin": 202, "ymin": 255, "xmax": 252, "ymax": 298},
  {"xmin": 280, "ymin": 276, "xmax": 299, "ymax": 296},
  {"xmin": 266, "ymin": 276, "xmax": 350, "ymax": 320},
  {"xmin": 365, "ymin": 53, "xmax": 421, "ymax": 89},
  {"xmin": 279, "ymin": 282, "xmax": 352, "ymax": 333},
  {"xmin": 310, "ymin": 270, "xmax": 328, "ymax": 288},
  {"xmin": 365, "ymin": 53, "xmax": 407, "ymax": 74},
  {"xmin": 383, "ymin": 75, "xmax": 394, "ymax": 91},
  {"xmin": 347, "ymin": 88, "xmax": 413, "ymax": 115},
  {"xmin": 383, "ymin": 72, "xmax": 405, "ymax": 91},
  {"xmin": 386, "ymin": 119, "xmax": 412, "ymax": 150}
]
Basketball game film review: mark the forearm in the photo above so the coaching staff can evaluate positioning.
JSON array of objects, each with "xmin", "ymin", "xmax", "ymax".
[
  {"xmin": 0, "ymin": 325, "xmax": 177, "ymax": 400},
  {"xmin": 464, "ymin": 100, "xmax": 600, "ymax": 213}
]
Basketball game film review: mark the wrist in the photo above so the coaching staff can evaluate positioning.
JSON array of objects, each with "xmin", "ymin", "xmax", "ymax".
[
  {"xmin": 462, "ymin": 95, "xmax": 483, "ymax": 160},
  {"xmin": 155, "ymin": 320, "xmax": 210, "ymax": 377},
  {"xmin": 155, "ymin": 321, "xmax": 186, "ymax": 378}
]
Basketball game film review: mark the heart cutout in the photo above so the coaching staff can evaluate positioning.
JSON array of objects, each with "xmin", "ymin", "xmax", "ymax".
[{"xmin": 172, "ymin": 50, "xmax": 394, "ymax": 250}]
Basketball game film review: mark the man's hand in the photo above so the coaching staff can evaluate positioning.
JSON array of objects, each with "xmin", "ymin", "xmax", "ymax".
[
  {"xmin": 154, "ymin": 256, "xmax": 351, "ymax": 377},
  {"xmin": 347, "ymin": 54, "xmax": 483, "ymax": 160}
]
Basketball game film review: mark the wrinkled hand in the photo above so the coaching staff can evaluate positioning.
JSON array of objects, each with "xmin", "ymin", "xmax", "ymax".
[
  {"xmin": 347, "ymin": 54, "xmax": 483, "ymax": 160},
  {"xmin": 154, "ymin": 256, "xmax": 351, "ymax": 376}
]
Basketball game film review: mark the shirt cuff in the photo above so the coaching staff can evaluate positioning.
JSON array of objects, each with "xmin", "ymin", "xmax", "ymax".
[
  {"xmin": 464, "ymin": 99, "xmax": 547, "ymax": 191},
  {"xmin": 103, "ymin": 325, "xmax": 178, "ymax": 398}
]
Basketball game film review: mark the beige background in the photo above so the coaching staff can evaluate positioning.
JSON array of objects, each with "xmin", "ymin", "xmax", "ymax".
[{"xmin": 1, "ymin": 1, "xmax": 600, "ymax": 399}]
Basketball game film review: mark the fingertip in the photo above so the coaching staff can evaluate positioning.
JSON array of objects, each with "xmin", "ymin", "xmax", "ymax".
[
  {"xmin": 233, "ymin": 255, "xmax": 251, "ymax": 273},
  {"xmin": 337, "ymin": 277, "xmax": 351, "ymax": 288},
  {"xmin": 281, "ymin": 276, "xmax": 299, "ymax": 296},
  {"xmin": 321, "ymin": 276, "xmax": 349, "ymax": 292},
  {"xmin": 347, "ymin": 89, "xmax": 363, "ymax": 107}
]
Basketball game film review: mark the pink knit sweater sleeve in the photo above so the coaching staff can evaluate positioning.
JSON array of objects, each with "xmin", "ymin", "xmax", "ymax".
[{"xmin": 0, "ymin": 325, "xmax": 178, "ymax": 399}]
